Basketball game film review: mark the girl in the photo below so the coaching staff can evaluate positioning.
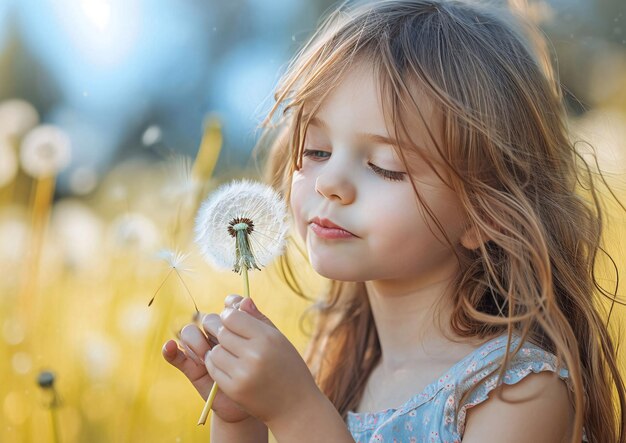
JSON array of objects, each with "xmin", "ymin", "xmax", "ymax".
[{"xmin": 163, "ymin": 0, "xmax": 626, "ymax": 441}]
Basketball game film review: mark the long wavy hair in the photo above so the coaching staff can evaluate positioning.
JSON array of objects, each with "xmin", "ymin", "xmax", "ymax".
[{"xmin": 254, "ymin": 1, "xmax": 626, "ymax": 441}]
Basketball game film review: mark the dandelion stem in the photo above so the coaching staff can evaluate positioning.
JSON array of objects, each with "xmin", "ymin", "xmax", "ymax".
[
  {"xmin": 198, "ymin": 253, "xmax": 253, "ymax": 425},
  {"xmin": 50, "ymin": 396, "xmax": 61, "ymax": 443},
  {"xmin": 242, "ymin": 265, "xmax": 250, "ymax": 298},
  {"xmin": 198, "ymin": 383, "xmax": 218, "ymax": 426},
  {"xmin": 19, "ymin": 175, "xmax": 55, "ymax": 329}
]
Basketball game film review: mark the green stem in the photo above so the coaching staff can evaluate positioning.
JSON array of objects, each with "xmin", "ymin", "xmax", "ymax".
[
  {"xmin": 50, "ymin": 392, "xmax": 61, "ymax": 443},
  {"xmin": 197, "ymin": 264, "xmax": 252, "ymax": 427},
  {"xmin": 242, "ymin": 266, "xmax": 250, "ymax": 299}
]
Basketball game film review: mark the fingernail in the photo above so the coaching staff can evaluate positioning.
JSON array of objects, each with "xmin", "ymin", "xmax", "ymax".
[
  {"xmin": 233, "ymin": 301, "xmax": 242, "ymax": 310},
  {"xmin": 220, "ymin": 308, "xmax": 233, "ymax": 319},
  {"xmin": 249, "ymin": 298, "xmax": 258, "ymax": 312},
  {"xmin": 204, "ymin": 349, "xmax": 211, "ymax": 361}
]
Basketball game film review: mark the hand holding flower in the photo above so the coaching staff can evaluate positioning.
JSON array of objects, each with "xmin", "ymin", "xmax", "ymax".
[
  {"xmin": 163, "ymin": 294, "xmax": 267, "ymax": 423},
  {"xmin": 204, "ymin": 296, "xmax": 322, "ymax": 428}
]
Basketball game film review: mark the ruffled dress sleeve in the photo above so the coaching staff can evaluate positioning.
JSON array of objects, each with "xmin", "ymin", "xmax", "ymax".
[{"xmin": 455, "ymin": 339, "xmax": 588, "ymax": 442}]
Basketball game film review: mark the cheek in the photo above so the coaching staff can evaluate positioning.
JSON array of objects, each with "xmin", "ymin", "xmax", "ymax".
[{"xmin": 289, "ymin": 171, "xmax": 310, "ymax": 241}]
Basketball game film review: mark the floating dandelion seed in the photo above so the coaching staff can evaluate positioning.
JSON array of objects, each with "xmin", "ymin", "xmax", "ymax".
[
  {"xmin": 19, "ymin": 124, "xmax": 71, "ymax": 179},
  {"xmin": 148, "ymin": 249, "xmax": 198, "ymax": 314},
  {"xmin": 162, "ymin": 155, "xmax": 201, "ymax": 203},
  {"xmin": 158, "ymin": 249, "xmax": 194, "ymax": 273},
  {"xmin": 194, "ymin": 179, "xmax": 288, "ymax": 425},
  {"xmin": 161, "ymin": 155, "xmax": 202, "ymax": 239}
]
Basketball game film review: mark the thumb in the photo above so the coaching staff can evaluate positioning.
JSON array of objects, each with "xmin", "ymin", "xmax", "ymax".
[{"xmin": 238, "ymin": 297, "xmax": 276, "ymax": 329}]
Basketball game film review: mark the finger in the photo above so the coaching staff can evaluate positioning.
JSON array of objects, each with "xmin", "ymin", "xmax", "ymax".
[
  {"xmin": 224, "ymin": 294, "xmax": 244, "ymax": 308},
  {"xmin": 162, "ymin": 340, "xmax": 215, "ymax": 399},
  {"xmin": 238, "ymin": 297, "xmax": 277, "ymax": 329},
  {"xmin": 180, "ymin": 324, "xmax": 211, "ymax": 366},
  {"xmin": 202, "ymin": 313, "xmax": 231, "ymax": 342},
  {"xmin": 202, "ymin": 314, "xmax": 243, "ymax": 347},
  {"xmin": 202, "ymin": 314, "xmax": 240, "ymax": 347},
  {"xmin": 205, "ymin": 346, "xmax": 234, "ymax": 391},
  {"xmin": 215, "ymin": 325, "xmax": 248, "ymax": 357},
  {"xmin": 220, "ymin": 306, "xmax": 268, "ymax": 339},
  {"xmin": 208, "ymin": 343, "xmax": 240, "ymax": 376}
]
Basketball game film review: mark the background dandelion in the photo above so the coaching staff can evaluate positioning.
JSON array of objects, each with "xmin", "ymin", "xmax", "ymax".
[
  {"xmin": 0, "ymin": 99, "xmax": 39, "ymax": 141},
  {"xmin": 19, "ymin": 125, "xmax": 71, "ymax": 179}
]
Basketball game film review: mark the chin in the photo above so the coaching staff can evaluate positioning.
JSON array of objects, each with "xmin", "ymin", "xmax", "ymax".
[{"xmin": 309, "ymin": 255, "xmax": 367, "ymax": 282}]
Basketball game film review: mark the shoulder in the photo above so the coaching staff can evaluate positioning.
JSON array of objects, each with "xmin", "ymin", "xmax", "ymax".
[
  {"xmin": 462, "ymin": 370, "xmax": 574, "ymax": 443},
  {"xmin": 456, "ymin": 337, "xmax": 576, "ymax": 443}
]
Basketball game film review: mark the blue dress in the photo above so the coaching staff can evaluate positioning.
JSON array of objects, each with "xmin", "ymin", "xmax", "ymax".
[{"xmin": 346, "ymin": 333, "xmax": 588, "ymax": 442}]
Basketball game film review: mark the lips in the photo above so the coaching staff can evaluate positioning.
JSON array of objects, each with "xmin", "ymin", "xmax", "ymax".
[{"xmin": 309, "ymin": 217, "xmax": 356, "ymax": 238}]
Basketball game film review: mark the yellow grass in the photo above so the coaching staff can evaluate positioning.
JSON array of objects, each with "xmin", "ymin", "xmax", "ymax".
[{"xmin": 0, "ymin": 140, "xmax": 624, "ymax": 443}]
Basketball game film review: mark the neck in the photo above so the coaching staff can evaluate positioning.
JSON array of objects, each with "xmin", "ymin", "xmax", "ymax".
[{"xmin": 365, "ymin": 260, "xmax": 463, "ymax": 372}]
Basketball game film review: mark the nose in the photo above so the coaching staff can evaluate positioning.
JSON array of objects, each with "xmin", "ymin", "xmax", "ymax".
[{"xmin": 315, "ymin": 168, "xmax": 356, "ymax": 204}]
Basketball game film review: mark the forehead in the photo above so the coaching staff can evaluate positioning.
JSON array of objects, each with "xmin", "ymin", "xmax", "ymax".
[{"xmin": 304, "ymin": 61, "xmax": 445, "ymax": 166}]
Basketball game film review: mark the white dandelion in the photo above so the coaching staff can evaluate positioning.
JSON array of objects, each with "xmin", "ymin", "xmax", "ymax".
[
  {"xmin": 194, "ymin": 179, "xmax": 288, "ymax": 273},
  {"xmin": 193, "ymin": 179, "xmax": 288, "ymax": 426},
  {"xmin": 50, "ymin": 199, "xmax": 104, "ymax": 271},
  {"xmin": 19, "ymin": 124, "xmax": 71, "ymax": 179},
  {"xmin": 0, "ymin": 99, "xmax": 39, "ymax": 141}
]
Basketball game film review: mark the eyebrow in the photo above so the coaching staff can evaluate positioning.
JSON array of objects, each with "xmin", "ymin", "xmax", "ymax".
[{"xmin": 308, "ymin": 116, "xmax": 399, "ymax": 147}]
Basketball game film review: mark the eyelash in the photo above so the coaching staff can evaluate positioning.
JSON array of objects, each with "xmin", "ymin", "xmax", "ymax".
[{"xmin": 302, "ymin": 149, "xmax": 406, "ymax": 182}]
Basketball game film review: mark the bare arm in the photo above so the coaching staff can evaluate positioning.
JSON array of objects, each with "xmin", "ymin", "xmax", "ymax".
[
  {"xmin": 211, "ymin": 414, "xmax": 268, "ymax": 443},
  {"xmin": 462, "ymin": 371, "xmax": 575, "ymax": 443}
]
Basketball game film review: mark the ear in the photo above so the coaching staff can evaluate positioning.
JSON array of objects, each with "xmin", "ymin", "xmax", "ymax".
[{"xmin": 460, "ymin": 225, "xmax": 487, "ymax": 250}]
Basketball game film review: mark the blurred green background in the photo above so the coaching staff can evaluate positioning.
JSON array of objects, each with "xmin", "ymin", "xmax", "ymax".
[{"xmin": 0, "ymin": 0, "xmax": 624, "ymax": 442}]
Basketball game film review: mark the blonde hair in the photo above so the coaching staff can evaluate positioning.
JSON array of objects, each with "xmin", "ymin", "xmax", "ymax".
[{"xmin": 255, "ymin": 1, "xmax": 626, "ymax": 441}]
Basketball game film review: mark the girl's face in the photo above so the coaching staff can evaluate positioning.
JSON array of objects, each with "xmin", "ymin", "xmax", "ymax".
[{"xmin": 290, "ymin": 63, "xmax": 470, "ymax": 284}]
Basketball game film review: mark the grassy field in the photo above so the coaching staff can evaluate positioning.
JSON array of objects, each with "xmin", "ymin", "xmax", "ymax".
[{"xmin": 0, "ymin": 122, "xmax": 624, "ymax": 443}]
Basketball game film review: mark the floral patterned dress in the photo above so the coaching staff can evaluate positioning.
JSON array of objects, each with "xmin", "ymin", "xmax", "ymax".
[{"xmin": 346, "ymin": 333, "xmax": 588, "ymax": 442}]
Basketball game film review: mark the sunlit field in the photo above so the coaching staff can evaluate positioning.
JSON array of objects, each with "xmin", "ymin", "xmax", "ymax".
[
  {"xmin": 0, "ymin": 99, "xmax": 624, "ymax": 442},
  {"xmin": 0, "ymin": 111, "xmax": 324, "ymax": 442}
]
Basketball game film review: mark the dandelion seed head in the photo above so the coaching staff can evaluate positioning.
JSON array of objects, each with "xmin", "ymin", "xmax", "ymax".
[
  {"xmin": 19, "ymin": 124, "xmax": 71, "ymax": 178},
  {"xmin": 194, "ymin": 179, "xmax": 289, "ymax": 271},
  {"xmin": 51, "ymin": 199, "xmax": 104, "ymax": 269},
  {"xmin": 81, "ymin": 333, "xmax": 120, "ymax": 380},
  {"xmin": 0, "ymin": 99, "xmax": 39, "ymax": 140},
  {"xmin": 12, "ymin": 352, "xmax": 32, "ymax": 375},
  {"xmin": 37, "ymin": 371, "xmax": 55, "ymax": 389},
  {"xmin": 108, "ymin": 212, "xmax": 160, "ymax": 252}
]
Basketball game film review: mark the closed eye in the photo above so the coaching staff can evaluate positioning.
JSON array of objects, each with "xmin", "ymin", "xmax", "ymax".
[
  {"xmin": 368, "ymin": 162, "xmax": 407, "ymax": 182},
  {"xmin": 302, "ymin": 149, "xmax": 406, "ymax": 182}
]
